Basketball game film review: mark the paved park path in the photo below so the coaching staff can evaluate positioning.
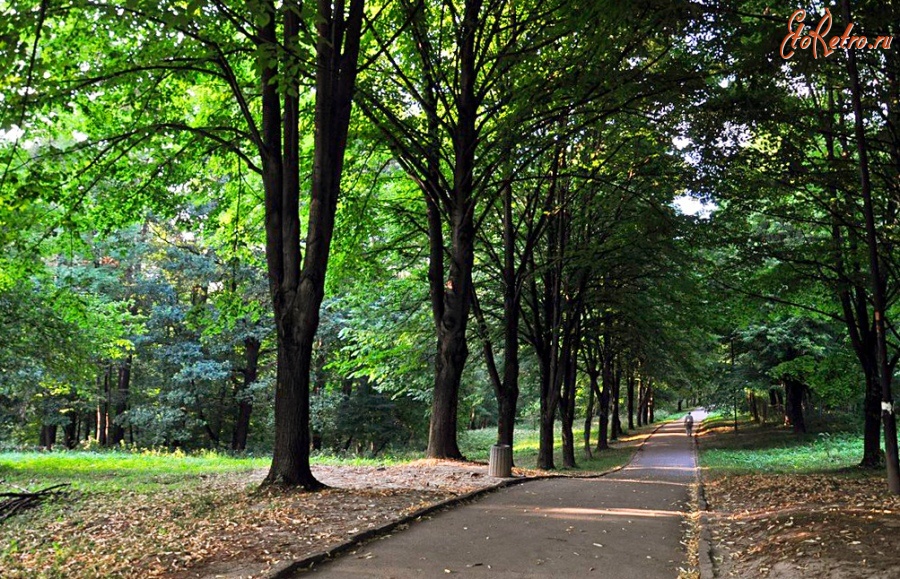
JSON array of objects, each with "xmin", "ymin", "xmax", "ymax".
[{"xmin": 301, "ymin": 409, "xmax": 707, "ymax": 578}]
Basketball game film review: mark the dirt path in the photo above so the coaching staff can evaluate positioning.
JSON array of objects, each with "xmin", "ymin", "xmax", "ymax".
[{"xmin": 299, "ymin": 411, "xmax": 706, "ymax": 578}]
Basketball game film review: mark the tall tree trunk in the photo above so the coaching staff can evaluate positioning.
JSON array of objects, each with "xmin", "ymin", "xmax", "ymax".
[
  {"xmin": 825, "ymin": 85, "xmax": 882, "ymax": 469},
  {"xmin": 232, "ymin": 337, "xmax": 260, "ymax": 452},
  {"xmin": 427, "ymin": 203, "xmax": 472, "ymax": 459},
  {"xmin": 784, "ymin": 378, "xmax": 807, "ymax": 434},
  {"xmin": 627, "ymin": 364, "xmax": 635, "ymax": 430},
  {"xmin": 596, "ymin": 347, "xmax": 612, "ymax": 452},
  {"xmin": 559, "ymin": 326, "xmax": 579, "ymax": 468},
  {"xmin": 425, "ymin": 0, "xmax": 482, "ymax": 460},
  {"xmin": 583, "ymin": 371, "xmax": 595, "ymax": 459},
  {"xmin": 97, "ymin": 365, "xmax": 110, "ymax": 446},
  {"xmin": 842, "ymin": 0, "xmax": 900, "ymax": 495},
  {"xmin": 39, "ymin": 424, "xmax": 56, "ymax": 449},
  {"xmin": 262, "ymin": 0, "xmax": 365, "ymax": 488},
  {"xmin": 611, "ymin": 357, "xmax": 622, "ymax": 440},
  {"xmin": 537, "ymin": 352, "xmax": 559, "ymax": 469},
  {"xmin": 110, "ymin": 354, "xmax": 131, "ymax": 446},
  {"xmin": 497, "ymin": 177, "xmax": 520, "ymax": 449}
]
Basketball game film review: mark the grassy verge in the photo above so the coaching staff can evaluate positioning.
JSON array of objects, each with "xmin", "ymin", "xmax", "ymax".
[
  {"xmin": 459, "ymin": 422, "xmax": 654, "ymax": 474},
  {"xmin": 698, "ymin": 415, "xmax": 865, "ymax": 474},
  {"xmin": 0, "ymin": 450, "xmax": 270, "ymax": 493},
  {"xmin": 0, "ymin": 422, "xmax": 650, "ymax": 494}
]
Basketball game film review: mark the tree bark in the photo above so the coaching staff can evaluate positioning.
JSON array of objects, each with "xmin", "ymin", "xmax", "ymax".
[
  {"xmin": 109, "ymin": 355, "xmax": 131, "ymax": 446},
  {"xmin": 232, "ymin": 337, "xmax": 260, "ymax": 452},
  {"xmin": 596, "ymin": 347, "xmax": 612, "ymax": 452},
  {"xmin": 842, "ymin": 0, "xmax": 900, "ymax": 494},
  {"xmin": 559, "ymin": 325, "xmax": 579, "ymax": 468},
  {"xmin": 611, "ymin": 357, "xmax": 622, "ymax": 440},
  {"xmin": 627, "ymin": 364, "xmax": 635, "ymax": 430},
  {"xmin": 583, "ymin": 371, "xmax": 595, "ymax": 459},
  {"xmin": 784, "ymin": 378, "xmax": 807, "ymax": 434},
  {"xmin": 97, "ymin": 365, "xmax": 110, "ymax": 446},
  {"xmin": 262, "ymin": 0, "xmax": 365, "ymax": 488}
]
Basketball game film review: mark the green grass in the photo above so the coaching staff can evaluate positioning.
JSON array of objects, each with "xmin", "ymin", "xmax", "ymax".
[
  {"xmin": 0, "ymin": 450, "xmax": 270, "ymax": 493},
  {"xmin": 459, "ymin": 423, "xmax": 654, "ymax": 473},
  {"xmin": 1, "ymin": 419, "xmax": 658, "ymax": 495},
  {"xmin": 699, "ymin": 416, "xmax": 865, "ymax": 474}
]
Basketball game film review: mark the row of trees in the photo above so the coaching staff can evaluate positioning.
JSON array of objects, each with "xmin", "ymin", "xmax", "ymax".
[{"xmin": 2, "ymin": 1, "xmax": 899, "ymax": 494}]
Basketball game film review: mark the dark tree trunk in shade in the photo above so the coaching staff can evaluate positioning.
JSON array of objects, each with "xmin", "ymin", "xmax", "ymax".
[
  {"xmin": 424, "ymin": 0, "xmax": 482, "ymax": 460},
  {"xmin": 611, "ymin": 358, "xmax": 622, "ymax": 440},
  {"xmin": 63, "ymin": 416, "xmax": 77, "ymax": 449},
  {"xmin": 559, "ymin": 329, "xmax": 579, "ymax": 468},
  {"xmin": 497, "ymin": 178, "xmax": 520, "ymax": 450},
  {"xmin": 583, "ymin": 373, "xmax": 595, "ymax": 459},
  {"xmin": 232, "ymin": 337, "xmax": 260, "ymax": 452},
  {"xmin": 596, "ymin": 348, "xmax": 612, "ymax": 452},
  {"xmin": 110, "ymin": 354, "xmax": 132, "ymax": 446},
  {"xmin": 39, "ymin": 424, "xmax": 56, "ymax": 449},
  {"xmin": 784, "ymin": 378, "xmax": 807, "ymax": 434},
  {"xmin": 824, "ymin": 86, "xmax": 882, "ymax": 469},
  {"xmin": 261, "ymin": 0, "xmax": 365, "ymax": 488},
  {"xmin": 842, "ymin": 0, "xmax": 900, "ymax": 494},
  {"xmin": 627, "ymin": 367, "xmax": 635, "ymax": 430},
  {"xmin": 537, "ymin": 351, "xmax": 559, "ymax": 470},
  {"xmin": 427, "ymin": 204, "xmax": 473, "ymax": 459}
]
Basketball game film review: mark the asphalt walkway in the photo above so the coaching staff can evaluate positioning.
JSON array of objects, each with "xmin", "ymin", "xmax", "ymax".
[{"xmin": 301, "ymin": 409, "xmax": 706, "ymax": 578}]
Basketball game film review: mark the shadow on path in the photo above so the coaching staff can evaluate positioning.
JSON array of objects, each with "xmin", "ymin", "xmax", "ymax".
[{"xmin": 301, "ymin": 410, "xmax": 707, "ymax": 578}]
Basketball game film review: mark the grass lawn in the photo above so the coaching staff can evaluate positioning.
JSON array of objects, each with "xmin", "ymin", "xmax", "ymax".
[
  {"xmin": 698, "ymin": 414, "xmax": 866, "ymax": 474},
  {"xmin": 0, "ymin": 420, "xmax": 649, "ymax": 494}
]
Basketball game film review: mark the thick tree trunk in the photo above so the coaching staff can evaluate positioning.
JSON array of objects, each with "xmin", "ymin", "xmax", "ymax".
[
  {"xmin": 862, "ymin": 369, "xmax": 883, "ymax": 467},
  {"xmin": 232, "ymin": 337, "xmax": 260, "ymax": 452},
  {"xmin": 537, "ymin": 353, "xmax": 559, "ymax": 470},
  {"xmin": 63, "ymin": 414, "xmax": 77, "ymax": 449},
  {"xmin": 842, "ymin": 0, "xmax": 900, "ymax": 494},
  {"xmin": 497, "ymin": 178, "xmax": 520, "ymax": 449},
  {"xmin": 426, "ymin": 0, "xmax": 481, "ymax": 460},
  {"xmin": 784, "ymin": 378, "xmax": 807, "ymax": 434},
  {"xmin": 427, "ymin": 213, "xmax": 472, "ymax": 459},
  {"xmin": 748, "ymin": 391, "xmax": 759, "ymax": 423},
  {"xmin": 39, "ymin": 424, "xmax": 56, "ymax": 449},
  {"xmin": 262, "ymin": 0, "xmax": 365, "ymax": 489},
  {"xmin": 559, "ymin": 332, "xmax": 578, "ymax": 468}
]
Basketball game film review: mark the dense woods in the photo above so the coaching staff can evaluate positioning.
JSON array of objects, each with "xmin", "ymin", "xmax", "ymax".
[{"xmin": 2, "ymin": 0, "xmax": 899, "ymax": 495}]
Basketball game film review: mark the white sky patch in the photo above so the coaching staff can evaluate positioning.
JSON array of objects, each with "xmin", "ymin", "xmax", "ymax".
[
  {"xmin": 0, "ymin": 125, "xmax": 24, "ymax": 142},
  {"xmin": 673, "ymin": 194, "xmax": 715, "ymax": 219},
  {"xmin": 72, "ymin": 130, "xmax": 89, "ymax": 143},
  {"xmin": 672, "ymin": 136, "xmax": 691, "ymax": 150}
]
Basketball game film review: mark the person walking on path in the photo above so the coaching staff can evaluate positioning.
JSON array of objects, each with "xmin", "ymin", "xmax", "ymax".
[{"xmin": 684, "ymin": 413, "xmax": 694, "ymax": 436}]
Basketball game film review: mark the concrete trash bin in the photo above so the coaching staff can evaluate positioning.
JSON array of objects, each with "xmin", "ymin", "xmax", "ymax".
[{"xmin": 488, "ymin": 444, "xmax": 512, "ymax": 477}]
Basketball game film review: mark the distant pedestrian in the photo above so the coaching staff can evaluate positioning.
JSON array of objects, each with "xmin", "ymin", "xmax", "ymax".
[{"xmin": 684, "ymin": 414, "xmax": 694, "ymax": 436}]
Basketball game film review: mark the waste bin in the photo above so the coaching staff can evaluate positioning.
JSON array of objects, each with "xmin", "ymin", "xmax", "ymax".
[{"xmin": 488, "ymin": 444, "xmax": 512, "ymax": 478}]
